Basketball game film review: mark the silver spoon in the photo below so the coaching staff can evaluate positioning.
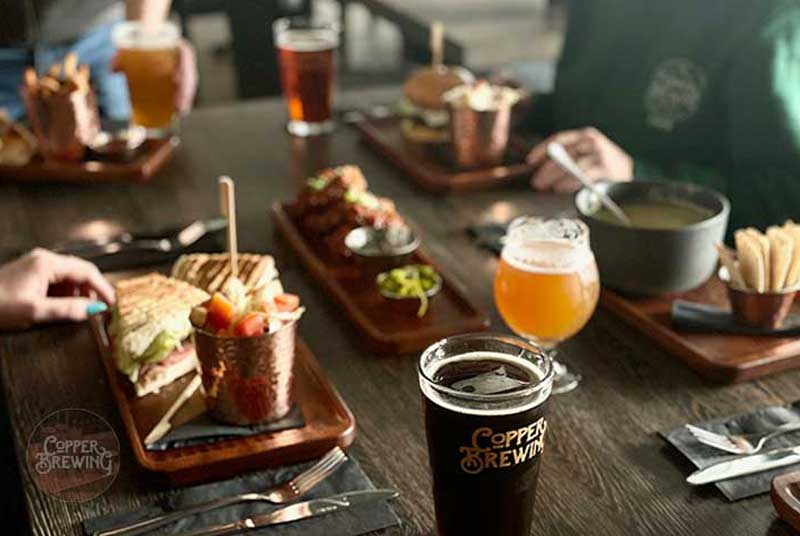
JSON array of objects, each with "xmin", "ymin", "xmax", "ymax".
[{"xmin": 546, "ymin": 142, "xmax": 632, "ymax": 226}]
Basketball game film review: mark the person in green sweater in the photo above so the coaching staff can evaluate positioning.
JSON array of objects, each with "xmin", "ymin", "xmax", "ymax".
[{"xmin": 526, "ymin": 0, "xmax": 800, "ymax": 232}]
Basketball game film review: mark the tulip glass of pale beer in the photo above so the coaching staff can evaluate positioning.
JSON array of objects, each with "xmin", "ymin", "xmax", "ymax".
[
  {"xmin": 419, "ymin": 333, "xmax": 554, "ymax": 536},
  {"xmin": 273, "ymin": 18, "xmax": 339, "ymax": 137},
  {"xmin": 112, "ymin": 21, "xmax": 179, "ymax": 135},
  {"xmin": 494, "ymin": 218, "xmax": 599, "ymax": 394}
]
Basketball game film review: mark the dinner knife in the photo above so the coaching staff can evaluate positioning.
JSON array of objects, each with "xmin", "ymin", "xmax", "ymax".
[
  {"xmin": 176, "ymin": 489, "xmax": 399, "ymax": 536},
  {"xmin": 55, "ymin": 217, "xmax": 227, "ymax": 258},
  {"xmin": 686, "ymin": 446, "xmax": 800, "ymax": 485}
]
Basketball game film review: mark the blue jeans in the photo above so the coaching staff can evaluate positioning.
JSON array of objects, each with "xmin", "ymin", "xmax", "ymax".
[{"xmin": 0, "ymin": 22, "xmax": 130, "ymax": 121}]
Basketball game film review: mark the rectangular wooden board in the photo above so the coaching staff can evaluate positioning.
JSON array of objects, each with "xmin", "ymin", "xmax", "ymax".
[
  {"xmin": 353, "ymin": 115, "xmax": 534, "ymax": 194},
  {"xmin": 0, "ymin": 137, "xmax": 177, "ymax": 183},
  {"xmin": 271, "ymin": 202, "xmax": 490, "ymax": 355},
  {"xmin": 91, "ymin": 314, "xmax": 356, "ymax": 485},
  {"xmin": 601, "ymin": 276, "xmax": 800, "ymax": 383}
]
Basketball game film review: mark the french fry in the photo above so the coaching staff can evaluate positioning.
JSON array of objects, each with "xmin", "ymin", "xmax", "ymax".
[
  {"xmin": 744, "ymin": 228, "xmax": 771, "ymax": 290},
  {"xmin": 767, "ymin": 226, "xmax": 793, "ymax": 291},
  {"xmin": 76, "ymin": 64, "xmax": 90, "ymax": 93},
  {"xmin": 735, "ymin": 230, "xmax": 766, "ymax": 292},
  {"xmin": 62, "ymin": 52, "xmax": 78, "ymax": 79},
  {"xmin": 783, "ymin": 220, "xmax": 800, "ymax": 288},
  {"xmin": 23, "ymin": 67, "xmax": 38, "ymax": 90},
  {"xmin": 716, "ymin": 243, "xmax": 746, "ymax": 289},
  {"xmin": 38, "ymin": 76, "xmax": 60, "ymax": 93},
  {"xmin": 59, "ymin": 78, "xmax": 79, "ymax": 95}
]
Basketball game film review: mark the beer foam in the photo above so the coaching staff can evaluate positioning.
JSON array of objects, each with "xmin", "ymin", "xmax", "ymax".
[
  {"xmin": 112, "ymin": 22, "xmax": 180, "ymax": 50},
  {"xmin": 421, "ymin": 352, "xmax": 551, "ymax": 416},
  {"xmin": 501, "ymin": 239, "xmax": 594, "ymax": 275},
  {"xmin": 276, "ymin": 31, "xmax": 339, "ymax": 52}
]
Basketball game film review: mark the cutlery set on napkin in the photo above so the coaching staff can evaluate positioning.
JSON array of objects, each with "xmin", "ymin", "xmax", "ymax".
[
  {"xmin": 84, "ymin": 447, "xmax": 400, "ymax": 536},
  {"xmin": 663, "ymin": 401, "xmax": 800, "ymax": 500}
]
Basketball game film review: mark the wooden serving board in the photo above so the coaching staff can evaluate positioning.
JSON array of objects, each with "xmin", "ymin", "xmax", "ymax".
[
  {"xmin": 353, "ymin": 115, "xmax": 534, "ymax": 194},
  {"xmin": 90, "ymin": 314, "xmax": 355, "ymax": 485},
  {"xmin": 0, "ymin": 137, "xmax": 177, "ymax": 183},
  {"xmin": 271, "ymin": 202, "xmax": 490, "ymax": 355},
  {"xmin": 601, "ymin": 276, "xmax": 800, "ymax": 383}
]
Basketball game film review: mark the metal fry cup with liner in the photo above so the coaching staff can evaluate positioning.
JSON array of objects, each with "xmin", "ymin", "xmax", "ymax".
[
  {"xmin": 194, "ymin": 319, "xmax": 297, "ymax": 426},
  {"xmin": 444, "ymin": 81, "xmax": 521, "ymax": 169},
  {"xmin": 720, "ymin": 266, "xmax": 798, "ymax": 329},
  {"xmin": 23, "ymin": 82, "xmax": 100, "ymax": 161}
]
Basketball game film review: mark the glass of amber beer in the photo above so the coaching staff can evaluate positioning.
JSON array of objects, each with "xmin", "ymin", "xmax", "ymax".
[
  {"xmin": 273, "ymin": 17, "xmax": 339, "ymax": 137},
  {"xmin": 494, "ymin": 218, "xmax": 599, "ymax": 394},
  {"xmin": 112, "ymin": 21, "xmax": 179, "ymax": 135},
  {"xmin": 419, "ymin": 333, "xmax": 553, "ymax": 536}
]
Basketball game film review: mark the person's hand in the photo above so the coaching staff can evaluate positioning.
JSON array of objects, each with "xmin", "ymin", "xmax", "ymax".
[
  {"xmin": 0, "ymin": 248, "xmax": 115, "ymax": 331},
  {"xmin": 111, "ymin": 38, "xmax": 198, "ymax": 115},
  {"xmin": 527, "ymin": 127, "xmax": 634, "ymax": 193},
  {"xmin": 174, "ymin": 38, "xmax": 197, "ymax": 114}
]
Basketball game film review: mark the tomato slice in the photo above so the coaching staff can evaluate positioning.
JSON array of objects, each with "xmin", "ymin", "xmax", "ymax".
[
  {"xmin": 274, "ymin": 293, "xmax": 300, "ymax": 312},
  {"xmin": 206, "ymin": 292, "xmax": 236, "ymax": 332},
  {"xmin": 233, "ymin": 312, "xmax": 265, "ymax": 337}
]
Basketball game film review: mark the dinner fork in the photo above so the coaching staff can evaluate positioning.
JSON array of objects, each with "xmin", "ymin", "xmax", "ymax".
[
  {"xmin": 685, "ymin": 422, "xmax": 800, "ymax": 455},
  {"xmin": 95, "ymin": 446, "xmax": 348, "ymax": 536}
]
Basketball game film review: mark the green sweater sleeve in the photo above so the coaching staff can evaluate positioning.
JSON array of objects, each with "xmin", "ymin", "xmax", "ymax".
[
  {"xmin": 517, "ymin": 93, "xmax": 555, "ymax": 136},
  {"xmin": 636, "ymin": 6, "xmax": 800, "ymax": 232},
  {"xmin": 725, "ymin": 4, "xmax": 800, "ymax": 230}
]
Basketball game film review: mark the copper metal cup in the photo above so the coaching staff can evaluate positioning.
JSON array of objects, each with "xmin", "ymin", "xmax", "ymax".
[
  {"xmin": 727, "ymin": 285, "xmax": 797, "ymax": 330},
  {"xmin": 448, "ymin": 103, "xmax": 512, "ymax": 169},
  {"xmin": 194, "ymin": 320, "xmax": 297, "ymax": 426},
  {"xmin": 24, "ymin": 89, "xmax": 101, "ymax": 161}
]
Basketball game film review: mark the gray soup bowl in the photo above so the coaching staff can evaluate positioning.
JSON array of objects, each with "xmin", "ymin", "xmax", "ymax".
[{"xmin": 575, "ymin": 180, "xmax": 730, "ymax": 296}]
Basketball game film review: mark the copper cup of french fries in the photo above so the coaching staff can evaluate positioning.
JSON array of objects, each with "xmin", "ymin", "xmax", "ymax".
[
  {"xmin": 21, "ymin": 52, "xmax": 100, "ymax": 161},
  {"xmin": 716, "ymin": 222, "xmax": 800, "ymax": 329}
]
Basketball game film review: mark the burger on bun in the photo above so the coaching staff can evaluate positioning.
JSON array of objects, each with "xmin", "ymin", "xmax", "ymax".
[{"xmin": 398, "ymin": 65, "xmax": 474, "ymax": 144}]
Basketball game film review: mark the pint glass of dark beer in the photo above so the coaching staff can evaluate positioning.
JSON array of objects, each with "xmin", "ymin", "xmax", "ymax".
[
  {"xmin": 419, "ymin": 333, "xmax": 554, "ymax": 536},
  {"xmin": 273, "ymin": 18, "xmax": 339, "ymax": 137}
]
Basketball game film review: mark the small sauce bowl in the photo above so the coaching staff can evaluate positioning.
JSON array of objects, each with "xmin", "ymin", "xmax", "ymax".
[
  {"xmin": 345, "ymin": 225, "xmax": 420, "ymax": 272},
  {"xmin": 376, "ymin": 270, "xmax": 442, "ymax": 300}
]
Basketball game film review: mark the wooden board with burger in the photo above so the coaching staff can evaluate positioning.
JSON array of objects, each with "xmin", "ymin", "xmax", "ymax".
[
  {"xmin": 353, "ymin": 24, "xmax": 535, "ymax": 193},
  {"xmin": 272, "ymin": 165, "xmax": 490, "ymax": 355},
  {"xmin": 0, "ymin": 53, "xmax": 175, "ymax": 183}
]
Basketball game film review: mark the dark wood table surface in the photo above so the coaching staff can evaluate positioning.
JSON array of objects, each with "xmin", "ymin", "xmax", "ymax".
[{"xmin": 1, "ymin": 87, "xmax": 798, "ymax": 535}]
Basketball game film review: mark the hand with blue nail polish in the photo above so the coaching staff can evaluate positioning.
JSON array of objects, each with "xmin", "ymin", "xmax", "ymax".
[{"xmin": 0, "ymin": 248, "xmax": 115, "ymax": 330}]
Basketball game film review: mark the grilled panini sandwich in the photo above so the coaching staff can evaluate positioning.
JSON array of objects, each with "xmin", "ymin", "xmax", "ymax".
[
  {"xmin": 109, "ymin": 273, "xmax": 209, "ymax": 397},
  {"xmin": 171, "ymin": 253, "xmax": 283, "ymax": 296}
]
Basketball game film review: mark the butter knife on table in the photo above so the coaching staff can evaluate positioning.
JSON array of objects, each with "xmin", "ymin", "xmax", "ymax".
[
  {"xmin": 687, "ymin": 446, "xmax": 800, "ymax": 485},
  {"xmin": 177, "ymin": 489, "xmax": 399, "ymax": 536},
  {"xmin": 54, "ymin": 217, "xmax": 227, "ymax": 260}
]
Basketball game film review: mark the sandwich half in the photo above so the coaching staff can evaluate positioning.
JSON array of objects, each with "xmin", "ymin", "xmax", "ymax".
[
  {"xmin": 109, "ymin": 273, "xmax": 209, "ymax": 397},
  {"xmin": 171, "ymin": 253, "xmax": 282, "ymax": 297}
]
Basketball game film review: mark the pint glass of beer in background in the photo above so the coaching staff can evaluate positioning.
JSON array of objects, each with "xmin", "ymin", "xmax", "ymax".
[
  {"xmin": 494, "ymin": 218, "xmax": 599, "ymax": 394},
  {"xmin": 112, "ymin": 21, "xmax": 179, "ymax": 134},
  {"xmin": 273, "ymin": 18, "xmax": 339, "ymax": 137},
  {"xmin": 419, "ymin": 333, "xmax": 554, "ymax": 536}
]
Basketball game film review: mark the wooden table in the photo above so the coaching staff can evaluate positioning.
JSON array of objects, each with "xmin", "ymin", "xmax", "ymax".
[{"xmin": 1, "ymin": 87, "xmax": 799, "ymax": 535}]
